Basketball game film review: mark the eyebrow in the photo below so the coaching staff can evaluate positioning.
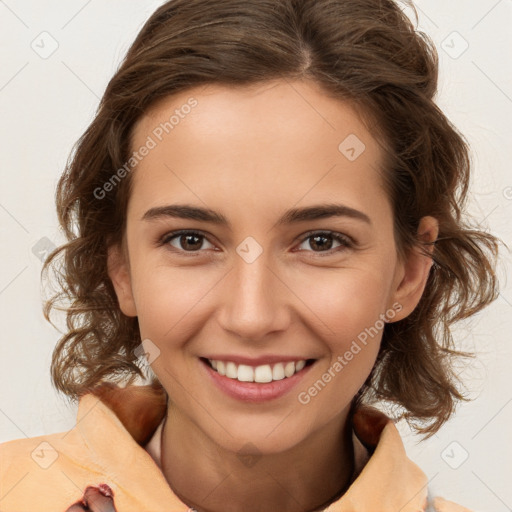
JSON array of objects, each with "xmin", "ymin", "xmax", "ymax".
[{"xmin": 141, "ymin": 203, "xmax": 371, "ymax": 228}]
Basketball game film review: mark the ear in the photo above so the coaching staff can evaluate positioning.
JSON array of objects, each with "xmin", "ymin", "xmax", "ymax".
[
  {"xmin": 107, "ymin": 242, "xmax": 138, "ymax": 317},
  {"xmin": 387, "ymin": 216, "xmax": 438, "ymax": 322}
]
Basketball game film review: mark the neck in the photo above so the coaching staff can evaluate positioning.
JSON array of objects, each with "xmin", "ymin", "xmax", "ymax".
[{"xmin": 159, "ymin": 406, "xmax": 355, "ymax": 512}]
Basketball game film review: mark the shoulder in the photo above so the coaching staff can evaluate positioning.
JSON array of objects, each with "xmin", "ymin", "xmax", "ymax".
[
  {"xmin": 428, "ymin": 495, "xmax": 475, "ymax": 512},
  {"xmin": 348, "ymin": 405, "xmax": 476, "ymax": 512},
  {"xmin": 0, "ymin": 388, "xmax": 173, "ymax": 511},
  {"xmin": 0, "ymin": 430, "xmax": 88, "ymax": 510},
  {"xmin": 0, "ymin": 432, "xmax": 62, "ymax": 472}
]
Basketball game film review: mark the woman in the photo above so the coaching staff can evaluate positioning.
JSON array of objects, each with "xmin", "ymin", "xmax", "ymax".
[{"xmin": 0, "ymin": 0, "xmax": 500, "ymax": 510}]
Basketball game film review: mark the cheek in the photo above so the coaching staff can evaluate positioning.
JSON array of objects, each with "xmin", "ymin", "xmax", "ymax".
[
  {"xmin": 130, "ymin": 260, "xmax": 216, "ymax": 344},
  {"xmin": 292, "ymin": 263, "xmax": 393, "ymax": 339},
  {"xmin": 291, "ymin": 266, "xmax": 391, "ymax": 405}
]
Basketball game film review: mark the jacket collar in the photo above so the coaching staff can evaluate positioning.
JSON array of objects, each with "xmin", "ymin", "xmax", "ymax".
[{"xmin": 81, "ymin": 382, "xmax": 429, "ymax": 511}]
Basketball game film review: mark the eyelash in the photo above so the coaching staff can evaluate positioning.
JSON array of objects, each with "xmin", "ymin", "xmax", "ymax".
[{"xmin": 158, "ymin": 229, "xmax": 354, "ymax": 257}]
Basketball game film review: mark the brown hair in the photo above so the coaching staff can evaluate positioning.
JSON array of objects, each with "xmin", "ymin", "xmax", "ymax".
[{"xmin": 42, "ymin": 0, "xmax": 500, "ymax": 437}]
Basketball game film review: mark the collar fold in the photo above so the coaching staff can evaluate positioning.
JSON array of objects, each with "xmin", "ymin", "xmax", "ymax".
[{"xmin": 88, "ymin": 382, "xmax": 429, "ymax": 511}]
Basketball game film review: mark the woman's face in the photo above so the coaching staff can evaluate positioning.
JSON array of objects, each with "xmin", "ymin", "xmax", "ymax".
[{"xmin": 109, "ymin": 79, "xmax": 435, "ymax": 454}]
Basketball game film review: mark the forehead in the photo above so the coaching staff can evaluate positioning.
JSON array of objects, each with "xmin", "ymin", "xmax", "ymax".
[
  {"xmin": 128, "ymin": 79, "xmax": 388, "ymax": 222},
  {"xmin": 133, "ymin": 79, "xmax": 377, "ymax": 152}
]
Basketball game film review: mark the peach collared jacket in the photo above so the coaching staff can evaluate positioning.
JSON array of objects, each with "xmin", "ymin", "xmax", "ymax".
[{"xmin": 0, "ymin": 383, "xmax": 473, "ymax": 512}]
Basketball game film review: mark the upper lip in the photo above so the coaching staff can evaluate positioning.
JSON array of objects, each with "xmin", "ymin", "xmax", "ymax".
[{"xmin": 201, "ymin": 355, "xmax": 314, "ymax": 366}]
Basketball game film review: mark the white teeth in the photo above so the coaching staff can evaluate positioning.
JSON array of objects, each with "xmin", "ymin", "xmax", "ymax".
[
  {"xmin": 272, "ymin": 363, "xmax": 285, "ymax": 381},
  {"xmin": 254, "ymin": 365, "xmax": 273, "ymax": 383},
  {"xmin": 237, "ymin": 364, "xmax": 254, "ymax": 382},
  {"xmin": 284, "ymin": 362, "xmax": 295, "ymax": 378},
  {"xmin": 226, "ymin": 361, "xmax": 238, "ymax": 379},
  {"xmin": 207, "ymin": 358, "xmax": 308, "ymax": 383}
]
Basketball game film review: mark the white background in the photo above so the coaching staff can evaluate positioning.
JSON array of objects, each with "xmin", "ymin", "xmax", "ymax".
[{"xmin": 0, "ymin": 1, "xmax": 511, "ymax": 510}]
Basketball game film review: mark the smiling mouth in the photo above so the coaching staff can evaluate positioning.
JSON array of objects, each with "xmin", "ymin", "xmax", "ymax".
[{"xmin": 200, "ymin": 357, "xmax": 316, "ymax": 383}]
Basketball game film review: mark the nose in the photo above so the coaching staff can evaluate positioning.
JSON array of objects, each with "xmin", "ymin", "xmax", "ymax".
[{"xmin": 216, "ymin": 248, "xmax": 291, "ymax": 341}]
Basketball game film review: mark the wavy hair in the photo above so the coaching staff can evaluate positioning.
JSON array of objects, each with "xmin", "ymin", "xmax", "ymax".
[{"xmin": 42, "ymin": 0, "xmax": 500, "ymax": 437}]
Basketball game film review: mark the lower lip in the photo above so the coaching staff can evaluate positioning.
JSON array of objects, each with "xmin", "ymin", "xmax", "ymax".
[{"xmin": 200, "ymin": 358, "xmax": 315, "ymax": 403}]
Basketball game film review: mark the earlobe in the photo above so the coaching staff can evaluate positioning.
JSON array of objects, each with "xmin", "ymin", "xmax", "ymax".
[
  {"xmin": 387, "ymin": 216, "xmax": 439, "ymax": 323},
  {"xmin": 107, "ymin": 243, "xmax": 138, "ymax": 317}
]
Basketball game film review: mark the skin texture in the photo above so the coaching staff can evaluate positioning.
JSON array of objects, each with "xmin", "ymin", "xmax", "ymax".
[{"xmin": 108, "ymin": 79, "xmax": 438, "ymax": 512}]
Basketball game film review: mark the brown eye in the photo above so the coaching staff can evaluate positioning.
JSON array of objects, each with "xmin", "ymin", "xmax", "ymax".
[
  {"xmin": 161, "ymin": 230, "xmax": 215, "ymax": 252},
  {"xmin": 296, "ymin": 231, "xmax": 353, "ymax": 254}
]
